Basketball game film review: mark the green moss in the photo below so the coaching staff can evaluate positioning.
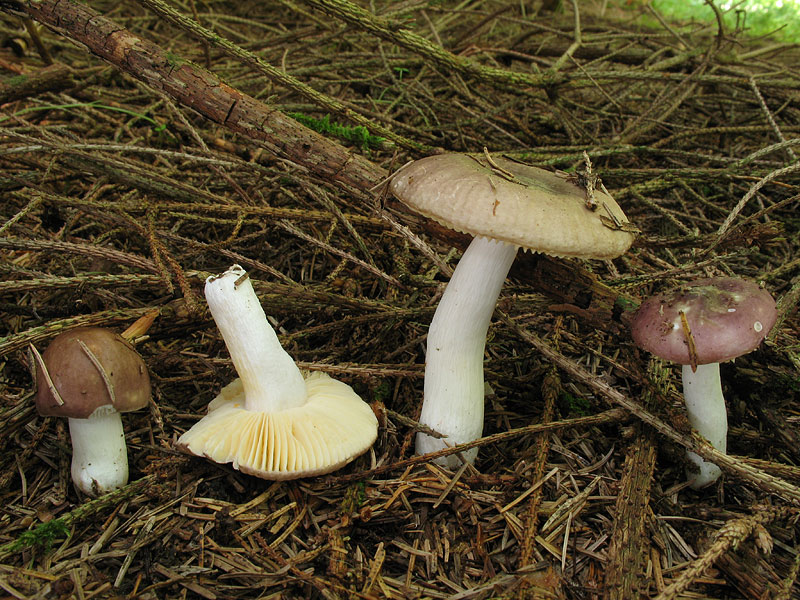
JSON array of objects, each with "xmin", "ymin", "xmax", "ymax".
[
  {"xmin": 560, "ymin": 391, "xmax": 592, "ymax": 416},
  {"xmin": 3, "ymin": 74, "xmax": 29, "ymax": 86},
  {"xmin": 10, "ymin": 519, "xmax": 70, "ymax": 554},
  {"xmin": 289, "ymin": 113, "xmax": 385, "ymax": 151},
  {"xmin": 372, "ymin": 380, "xmax": 392, "ymax": 403},
  {"xmin": 614, "ymin": 295, "xmax": 639, "ymax": 313},
  {"xmin": 165, "ymin": 51, "xmax": 191, "ymax": 69},
  {"xmin": 340, "ymin": 482, "xmax": 367, "ymax": 513}
]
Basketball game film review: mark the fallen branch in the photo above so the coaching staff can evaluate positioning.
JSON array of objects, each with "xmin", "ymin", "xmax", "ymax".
[{"xmin": 0, "ymin": 0, "xmax": 385, "ymax": 196}]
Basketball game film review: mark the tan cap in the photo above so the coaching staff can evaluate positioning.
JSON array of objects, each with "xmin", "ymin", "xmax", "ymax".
[
  {"xmin": 34, "ymin": 327, "xmax": 151, "ymax": 419},
  {"xmin": 389, "ymin": 153, "xmax": 635, "ymax": 259},
  {"xmin": 177, "ymin": 372, "xmax": 378, "ymax": 479}
]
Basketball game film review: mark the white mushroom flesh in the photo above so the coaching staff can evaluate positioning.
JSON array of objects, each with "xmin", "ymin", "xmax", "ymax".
[
  {"xmin": 416, "ymin": 236, "xmax": 518, "ymax": 466},
  {"xmin": 67, "ymin": 404, "xmax": 128, "ymax": 495},
  {"xmin": 681, "ymin": 363, "xmax": 726, "ymax": 489},
  {"xmin": 204, "ymin": 265, "xmax": 307, "ymax": 412}
]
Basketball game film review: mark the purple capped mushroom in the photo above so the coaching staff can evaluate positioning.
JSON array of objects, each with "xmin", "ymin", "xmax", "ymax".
[{"xmin": 630, "ymin": 277, "xmax": 776, "ymax": 489}]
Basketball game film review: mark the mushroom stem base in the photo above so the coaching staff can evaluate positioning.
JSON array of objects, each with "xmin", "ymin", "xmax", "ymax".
[
  {"xmin": 68, "ymin": 409, "xmax": 129, "ymax": 496},
  {"xmin": 682, "ymin": 363, "xmax": 727, "ymax": 489},
  {"xmin": 416, "ymin": 236, "xmax": 518, "ymax": 467}
]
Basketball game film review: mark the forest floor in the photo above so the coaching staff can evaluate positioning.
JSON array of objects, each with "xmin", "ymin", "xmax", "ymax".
[{"xmin": 1, "ymin": 0, "xmax": 799, "ymax": 598}]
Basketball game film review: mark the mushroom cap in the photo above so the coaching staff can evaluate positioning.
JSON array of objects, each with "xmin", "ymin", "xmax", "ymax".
[
  {"xmin": 35, "ymin": 327, "xmax": 151, "ymax": 419},
  {"xmin": 630, "ymin": 277, "xmax": 777, "ymax": 365},
  {"xmin": 389, "ymin": 153, "xmax": 635, "ymax": 259},
  {"xmin": 176, "ymin": 371, "xmax": 378, "ymax": 480}
]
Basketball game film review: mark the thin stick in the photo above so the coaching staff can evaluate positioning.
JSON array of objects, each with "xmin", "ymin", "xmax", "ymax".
[
  {"xmin": 329, "ymin": 408, "xmax": 628, "ymax": 484},
  {"xmin": 497, "ymin": 311, "xmax": 800, "ymax": 504},
  {"xmin": 0, "ymin": 475, "xmax": 157, "ymax": 561},
  {"xmin": 654, "ymin": 506, "xmax": 799, "ymax": 600},
  {"xmin": 749, "ymin": 76, "xmax": 797, "ymax": 162},
  {"xmin": 135, "ymin": 0, "xmax": 427, "ymax": 154},
  {"xmin": 549, "ymin": 0, "xmax": 582, "ymax": 73},
  {"xmin": 709, "ymin": 162, "xmax": 800, "ymax": 252}
]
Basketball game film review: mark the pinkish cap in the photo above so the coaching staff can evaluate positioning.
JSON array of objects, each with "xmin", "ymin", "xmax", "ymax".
[{"xmin": 630, "ymin": 277, "xmax": 776, "ymax": 365}]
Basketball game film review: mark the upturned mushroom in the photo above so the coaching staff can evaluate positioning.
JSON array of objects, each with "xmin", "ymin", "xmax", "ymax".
[
  {"xmin": 177, "ymin": 265, "xmax": 378, "ymax": 479},
  {"xmin": 32, "ymin": 327, "xmax": 151, "ymax": 496},
  {"xmin": 630, "ymin": 277, "xmax": 777, "ymax": 489},
  {"xmin": 389, "ymin": 153, "xmax": 635, "ymax": 466}
]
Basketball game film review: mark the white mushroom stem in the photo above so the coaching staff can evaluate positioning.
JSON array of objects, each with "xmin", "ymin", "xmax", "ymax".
[
  {"xmin": 681, "ymin": 363, "xmax": 727, "ymax": 489},
  {"xmin": 417, "ymin": 236, "xmax": 518, "ymax": 466},
  {"xmin": 68, "ymin": 406, "xmax": 128, "ymax": 496},
  {"xmin": 205, "ymin": 266, "xmax": 307, "ymax": 412}
]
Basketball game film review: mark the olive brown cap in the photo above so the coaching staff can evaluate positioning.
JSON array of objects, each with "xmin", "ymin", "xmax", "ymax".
[{"xmin": 34, "ymin": 327, "xmax": 151, "ymax": 419}]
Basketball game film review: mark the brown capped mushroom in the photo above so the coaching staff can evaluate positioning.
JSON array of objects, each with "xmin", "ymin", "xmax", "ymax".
[{"xmin": 32, "ymin": 327, "xmax": 151, "ymax": 496}]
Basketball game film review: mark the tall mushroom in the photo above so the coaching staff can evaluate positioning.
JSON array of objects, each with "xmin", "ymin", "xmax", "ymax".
[
  {"xmin": 630, "ymin": 277, "xmax": 777, "ymax": 489},
  {"xmin": 389, "ymin": 153, "xmax": 635, "ymax": 466},
  {"xmin": 32, "ymin": 327, "xmax": 151, "ymax": 496},
  {"xmin": 177, "ymin": 265, "xmax": 378, "ymax": 479}
]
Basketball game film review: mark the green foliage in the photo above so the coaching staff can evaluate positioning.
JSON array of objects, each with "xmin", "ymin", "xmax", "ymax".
[
  {"xmin": 10, "ymin": 519, "xmax": 70, "ymax": 554},
  {"xmin": 165, "ymin": 51, "xmax": 187, "ymax": 69},
  {"xmin": 289, "ymin": 113, "xmax": 385, "ymax": 151},
  {"xmin": 778, "ymin": 372, "xmax": 800, "ymax": 393},
  {"xmin": 560, "ymin": 391, "xmax": 591, "ymax": 416},
  {"xmin": 650, "ymin": 0, "xmax": 800, "ymax": 43},
  {"xmin": 3, "ymin": 74, "xmax": 29, "ymax": 87},
  {"xmin": 614, "ymin": 295, "xmax": 639, "ymax": 313}
]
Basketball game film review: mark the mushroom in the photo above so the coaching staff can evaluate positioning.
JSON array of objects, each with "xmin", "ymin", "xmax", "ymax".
[
  {"xmin": 32, "ymin": 327, "xmax": 151, "ymax": 496},
  {"xmin": 389, "ymin": 153, "xmax": 635, "ymax": 466},
  {"xmin": 630, "ymin": 277, "xmax": 777, "ymax": 489},
  {"xmin": 177, "ymin": 265, "xmax": 378, "ymax": 479}
]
